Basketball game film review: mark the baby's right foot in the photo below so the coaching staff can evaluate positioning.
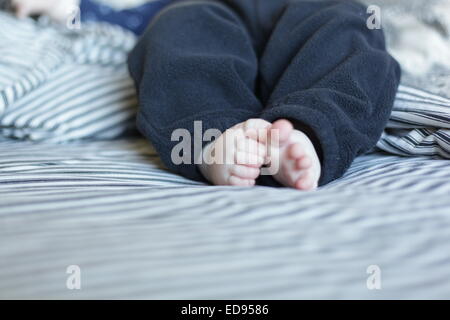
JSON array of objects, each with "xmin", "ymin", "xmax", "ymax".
[{"xmin": 198, "ymin": 119, "xmax": 271, "ymax": 187}]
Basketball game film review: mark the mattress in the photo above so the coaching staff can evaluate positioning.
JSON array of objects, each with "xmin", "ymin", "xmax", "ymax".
[{"xmin": 1, "ymin": 138, "xmax": 449, "ymax": 299}]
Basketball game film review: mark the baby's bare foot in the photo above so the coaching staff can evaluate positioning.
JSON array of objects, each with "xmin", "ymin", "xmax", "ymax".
[
  {"xmin": 266, "ymin": 120, "xmax": 321, "ymax": 191},
  {"xmin": 198, "ymin": 119, "xmax": 271, "ymax": 187},
  {"xmin": 12, "ymin": 0, "xmax": 79, "ymax": 22}
]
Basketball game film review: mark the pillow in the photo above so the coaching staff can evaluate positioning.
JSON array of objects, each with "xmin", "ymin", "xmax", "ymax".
[{"xmin": 0, "ymin": 12, "xmax": 138, "ymax": 142}]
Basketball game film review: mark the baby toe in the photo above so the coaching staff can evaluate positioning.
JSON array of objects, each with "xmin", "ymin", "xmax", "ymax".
[
  {"xmin": 245, "ymin": 128, "xmax": 259, "ymax": 141},
  {"xmin": 243, "ymin": 119, "xmax": 272, "ymax": 132},
  {"xmin": 269, "ymin": 120, "xmax": 294, "ymax": 145},
  {"xmin": 235, "ymin": 151, "xmax": 264, "ymax": 167},
  {"xmin": 296, "ymin": 156, "xmax": 312, "ymax": 170},
  {"xmin": 237, "ymin": 139, "xmax": 266, "ymax": 158},
  {"xmin": 288, "ymin": 143, "xmax": 305, "ymax": 160},
  {"xmin": 231, "ymin": 165, "xmax": 260, "ymax": 180},
  {"xmin": 229, "ymin": 176, "xmax": 256, "ymax": 187},
  {"xmin": 295, "ymin": 172, "xmax": 315, "ymax": 191}
]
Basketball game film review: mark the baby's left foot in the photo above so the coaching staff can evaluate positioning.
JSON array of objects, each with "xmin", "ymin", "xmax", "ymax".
[
  {"xmin": 198, "ymin": 119, "xmax": 270, "ymax": 187},
  {"xmin": 265, "ymin": 119, "xmax": 321, "ymax": 191}
]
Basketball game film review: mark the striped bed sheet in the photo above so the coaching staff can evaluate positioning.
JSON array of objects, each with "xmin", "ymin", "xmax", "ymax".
[{"xmin": 1, "ymin": 138, "xmax": 449, "ymax": 299}]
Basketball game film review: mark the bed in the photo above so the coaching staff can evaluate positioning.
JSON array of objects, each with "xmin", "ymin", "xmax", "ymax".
[
  {"xmin": 1, "ymin": 0, "xmax": 450, "ymax": 299},
  {"xmin": 0, "ymin": 138, "xmax": 449, "ymax": 299}
]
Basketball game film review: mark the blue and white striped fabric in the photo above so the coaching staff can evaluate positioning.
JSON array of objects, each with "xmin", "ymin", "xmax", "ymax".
[
  {"xmin": 378, "ymin": 85, "xmax": 450, "ymax": 158},
  {"xmin": 0, "ymin": 12, "xmax": 138, "ymax": 142},
  {"xmin": 0, "ymin": 137, "xmax": 449, "ymax": 299},
  {"xmin": 1, "ymin": 0, "xmax": 449, "ymax": 301}
]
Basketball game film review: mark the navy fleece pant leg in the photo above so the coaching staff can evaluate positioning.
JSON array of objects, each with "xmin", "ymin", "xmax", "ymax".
[
  {"xmin": 258, "ymin": 0, "xmax": 401, "ymax": 185},
  {"xmin": 128, "ymin": 0, "xmax": 263, "ymax": 182}
]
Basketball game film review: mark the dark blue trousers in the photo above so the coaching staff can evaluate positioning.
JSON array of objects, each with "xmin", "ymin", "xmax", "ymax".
[{"xmin": 128, "ymin": 0, "xmax": 401, "ymax": 186}]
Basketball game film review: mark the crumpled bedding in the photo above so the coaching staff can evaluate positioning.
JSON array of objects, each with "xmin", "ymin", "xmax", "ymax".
[
  {"xmin": 0, "ymin": 0, "xmax": 449, "ymax": 300},
  {"xmin": 0, "ymin": 12, "xmax": 138, "ymax": 142},
  {"xmin": 0, "ymin": 2, "xmax": 449, "ymax": 157}
]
